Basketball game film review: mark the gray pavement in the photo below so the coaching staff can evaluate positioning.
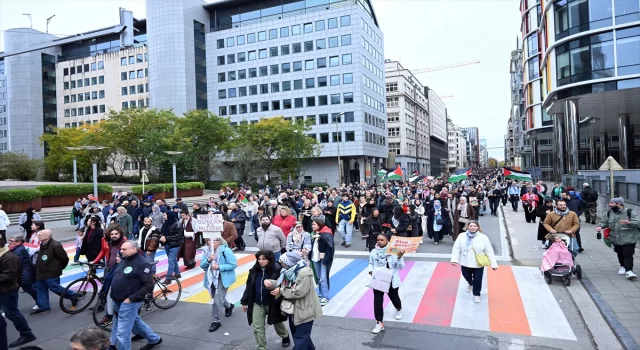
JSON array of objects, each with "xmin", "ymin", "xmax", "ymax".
[{"xmin": 502, "ymin": 204, "xmax": 640, "ymax": 349}]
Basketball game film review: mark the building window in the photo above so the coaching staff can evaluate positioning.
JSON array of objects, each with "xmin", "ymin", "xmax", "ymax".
[
  {"xmin": 341, "ymin": 34, "xmax": 351, "ymax": 46},
  {"xmin": 99, "ymin": 76, "xmax": 104, "ymax": 84},
  {"xmin": 249, "ymin": 68, "xmax": 257, "ymax": 78},
  {"xmin": 329, "ymin": 56, "xmax": 339, "ymax": 66},
  {"xmin": 219, "ymin": 106, "xmax": 227, "ymax": 115},
  {"xmin": 333, "ymin": 132, "xmax": 342, "ymax": 142},
  {"xmin": 304, "ymin": 22, "xmax": 313, "ymax": 33},
  {"xmin": 294, "ymin": 79, "xmax": 303, "ymax": 90},
  {"xmin": 128, "ymin": 71, "xmax": 135, "ymax": 79},
  {"xmin": 316, "ymin": 39, "xmax": 326, "ymax": 50},
  {"xmin": 239, "ymin": 87, "xmax": 247, "ymax": 97},
  {"xmin": 281, "ymin": 27, "xmax": 289, "ymax": 37},
  {"xmin": 227, "ymin": 54, "xmax": 235, "ymax": 64},
  {"xmin": 71, "ymin": 81, "xmax": 76, "ymax": 88},
  {"xmin": 387, "ymin": 97, "xmax": 399, "ymax": 107},
  {"xmin": 293, "ymin": 61, "xmax": 302, "ymax": 71},
  {"xmin": 260, "ymin": 84, "xmax": 269, "ymax": 94},
  {"xmin": 342, "ymin": 54, "xmax": 352, "ymax": 65},
  {"xmin": 121, "ymin": 57, "xmax": 127, "ymax": 66},
  {"xmin": 229, "ymin": 71, "xmax": 237, "ymax": 80},
  {"xmin": 237, "ymin": 35, "xmax": 245, "ymax": 45},
  {"xmin": 282, "ymin": 63, "xmax": 291, "ymax": 73},
  {"xmin": 269, "ymin": 28, "xmax": 278, "ymax": 39},
  {"xmin": 331, "ymin": 94, "xmax": 341, "ymax": 104},
  {"xmin": 258, "ymin": 31, "xmax": 266, "ymax": 41},
  {"xmin": 271, "ymin": 82, "xmax": 280, "ymax": 92},
  {"xmin": 345, "ymin": 131, "xmax": 355, "ymax": 142},
  {"xmin": 293, "ymin": 43, "xmax": 302, "ymax": 53},
  {"xmin": 343, "ymin": 73, "xmax": 353, "ymax": 84},
  {"xmin": 328, "ymin": 17, "xmax": 338, "ymax": 29},
  {"xmin": 259, "ymin": 49, "xmax": 267, "ymax": 59},
  {"xmin": 248, "ymin": 33, "xmax": 256, "ymax": 43},
  {"xmin": 305, "ymin": 60, "xmax": 314, "ymax": 70},
  {"xmin": 122, "ymin": 102, "xmax": 128, "ymax": 109},
  {"xmin": 386, "ymin": 83, "xmax": 398, "ymax": 92},
  {"xmin": 330, "ymin": 75, "xmax": 340, "ymax": 86},
  {"xmin": 217, "ymin": 39, "xmax": 224, "ymax": 48},
  {"xmin": 238, "ymin": 52, "xmax": 246, "ymax": 62},
  {"xmin": 250, "ymin": 103, "xmax": 258, "ymax": 113},
  {"xmin": 320, "ymin": 133, "xmax": 329, "ymax": 143},
  {"xmin": 329, "ymin": 36, "xmax": 338, "ymax": 48},
  {"xmin": 292, "ymin": 24, "xmax": 301, "ymax": 35},
  {"xmin": 99, "ymin": 90, "xmax": 105, "ymax": 98},
  {"xmin": 281, "ymin": 45, "xmax": 290, "ymax": 55},
  {"xmin": 320, "ymin": 114, "xmax": 329, "ymax": 124},
  {"xmin": 344, "ymin": 111, "xmax": 354, "ymax": 122},
  {"xmin": 272, "ymin": 100, "xmax": 281, "ymax": 110},
  {"xmin": 318, "ymin": 76, "xmax": 327, "ymax": 87},
  {"xmin": 248, "ymin": 51, "xmax": 256, "ymax": 60},
  {"xmin": 282, "ymin": 81, "xmax": 291, "ymax": 91},
  {"xmin": 344, "ymin": 92, "xmax": 354, "ymax": 103},
  {"xmin": 249, "ymin": 85, "xmax": 257, "ymax": 95},
  {"xmin": 230, "ymin": 105, "xmax": 237, "ymax": 114},
  {"xmin": 318, "ymin": 95, "xmax": 328, "ymax": 105},
  {"xmin": 64, "ymin": 82, "xmax": 69, "ymax": 90},
  {"xmin": 238, "ymin": 69, "xmax": 247, "ymax": 79},
  {"xmin": 270, "ymin": 64, "xmax": 279, "ymax": 75},
  {"xmin": 306, "ymin": 78, "xmax": 315, "ymax": 88},
  {"xmin": 304, "ymin": 41, "xmax": 313, "ymax": 52},
  {"xmin": 121, "ymin": 72, "xmax": 127, "ymax": 81},
  {"xmin": 259, "ymin": 66, "xmax": 267, "ymax": 77},
  {"xmin": 91, "ymin": 77, "xmax": 97, "ymax": 85},
  {"xmin": 341, "ymin": 15, "xmax": 351, "ymax": 26},
  {"xmin": 317, "ymin": 57, "xmax": 327, "ymax": 68}
]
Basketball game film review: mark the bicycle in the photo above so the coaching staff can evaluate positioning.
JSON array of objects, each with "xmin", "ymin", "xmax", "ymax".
[
  {"xmin": 92, "ymin": 261, "xmax": 182, "ymax": 332},
  {"xmin": 60, "ymin": 262, "xmax": 104, "ymax": 314}
]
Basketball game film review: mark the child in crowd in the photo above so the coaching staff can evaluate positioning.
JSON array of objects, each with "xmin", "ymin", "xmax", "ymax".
[{"xmin": 74, "ymin": 229, "xmax": 84, "ymax": 264}]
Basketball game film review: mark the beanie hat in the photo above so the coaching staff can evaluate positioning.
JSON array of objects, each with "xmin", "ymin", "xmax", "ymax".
[
  {"xmin": 611, "ymin": 197, "xmax": 624, "ymax": 205},
  {"xmin": 279, "ymin": 252, "xmax": 302, "ymax": 267},
  {"xmin": 583, "ymin": 183, "xmax": 589, "ymax": 188}
]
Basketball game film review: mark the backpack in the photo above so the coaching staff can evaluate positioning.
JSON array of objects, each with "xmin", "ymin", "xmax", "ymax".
[{"xmin": 606, "ymin": 208, "xmax": 633, "ymax": 222}]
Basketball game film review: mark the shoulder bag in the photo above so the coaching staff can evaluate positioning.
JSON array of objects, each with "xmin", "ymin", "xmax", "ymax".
[
  {"xmin": 280, "ymin": 298, "xmax": 295, "ymax": 315},
  {"xmin": 472, "ymin": 246, "xmax": 491, "ymax": 267},
  {"xmin": 366, "ymin": 259, "xmax": 393, "ymax": 293}
]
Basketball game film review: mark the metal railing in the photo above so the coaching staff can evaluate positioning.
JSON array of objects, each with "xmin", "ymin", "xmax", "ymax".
[{"xmin": 563, "ymin": 175, "xmax": 640, "ymax": 204}]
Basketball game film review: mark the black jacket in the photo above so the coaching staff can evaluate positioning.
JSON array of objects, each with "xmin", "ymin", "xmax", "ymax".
[
  {"xmin": 139, "ymin": 225, "xmax": 162, "ymax": 252},
  {"xmin": 10, "ymin": 245, "xmax": 35, "ymax": 286},
  {"xmin": 110, "ymin": 252, "xmax": 154, "ymax": 303},
  {"xmin": 230, "ymin": 209, "xmax": 247, "ymax": 233},
  {"xmin": 0, "ymin": 249, "xmax": 21, "ymax": 292},
  {"xmin": 80, "ymin": 227, "xmax": 104, "ymax": 262},
  {"xmin": 127, "ymin": 205, "xmax": 142, "ymax": 222},
  {"xmin": 35, "ymin": 239, "xmax": 69, "ymax": 281},
  {"xmin": 241, "ymin": 262, "xmax": 287, "ymax": 326},
  {"xmin": 388, "ymin": 214, "xmax": 411, "ymax": 236},
  {"xmin": 162, "ymin": 221, "xmax": 183, "ymax": 248}
]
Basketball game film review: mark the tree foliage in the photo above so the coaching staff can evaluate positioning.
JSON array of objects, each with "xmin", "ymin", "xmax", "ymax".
[
  {"xmin": 487, "ymin": 158, "xmax": 498, "ymax": 167},
  {"xmin": 0, "ymin": 152, "xmax": 43, "ymax": 180}
]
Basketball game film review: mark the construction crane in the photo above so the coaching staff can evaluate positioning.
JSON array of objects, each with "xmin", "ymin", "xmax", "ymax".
[{"xmin": 411, "ymin": 60, "xmax": 480, "ymax": 74}]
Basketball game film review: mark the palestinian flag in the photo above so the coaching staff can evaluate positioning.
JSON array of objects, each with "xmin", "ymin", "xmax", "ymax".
[
  {"xmin": 503, "ymin": 167, "xmax": 532, "ymax": 181},
  {"xmin": 412, "ymin": 170, "xmax": 419, "ymax": 176},
  {"xmin": 377, "ymin": 167, "xmax": 389, "ymax": 179},
  {"xmin": 382, "ymin": 165, "xmax": 403, "ymax": 181},
  {"xmin": 447, "ymin": 168, "xmax": 472, "ymax": 183},
  {"xmin": 410, "ymin": 175, "xmax": 426, "ymax": 183}
]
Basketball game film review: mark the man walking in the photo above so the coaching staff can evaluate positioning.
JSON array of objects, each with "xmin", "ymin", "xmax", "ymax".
[
  {"xmin": 580, "ymin": 183, "xmax": 598, "ymax": 224},
  {"xmin": 597, "ymin": 198, "xmax": 639, "ymax": 280},
  {"xmin": 507, "ymin": 182, "xmax": 520, "ymax": 212},
  {"xmin": 543, "ymin": 200, "xmax": 580, "ymax": 245},
  {"xmin": 336, "ymin": 193, "xmax": 356, "ymax": 248},
  {"xmin": 0, "ymin": 237, "xmax": 36, "ymax": 348},
  {"xmin": 0, "ymin": 204, "xmax": 10, "ymax": 242},
  {"xmin": 109, "ymin": 241, "xmax": 163, "ymax": 350},
  {"xmin": 31, "ymin": 229, "xmax": 78, "ymax": 315},
  {"xmin": 256, "ymin": 216, "xmax": 287, "ymax": 262}
]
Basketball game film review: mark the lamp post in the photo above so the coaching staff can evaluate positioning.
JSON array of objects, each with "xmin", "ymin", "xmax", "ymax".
[
  {"xmin": 163, "ymin": 151, "xmax": 183, "ymax": 199},
  {"xmin": 336, "ymin": 112, "xmax": 346, "ymax": 186},
  {"xmin": 64, "ymin": 147, "xmax": 83, "ymax": 184},
  {"xmin": 293, "ymin": 130, "xmax": 301, "ymax": 187},
  {"xmin": 78, "ymin": 145, "xmax": 106, "ymax": 197}
]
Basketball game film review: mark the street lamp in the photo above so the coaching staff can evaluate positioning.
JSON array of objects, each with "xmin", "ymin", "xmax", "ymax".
[
  {"xmin": 163, "ymin": 151, "xmax": 183, "ymax": 199},
  {"xmin": 336, "ymin": 112, "xmax": 346, "ymax": 186},
  {"xmin": 78, "ymin": 145, "xmax": 106, "ymax": 197},
  {"xmin": 64, "ymin": 147, "xmax": 83, "ymax": 184},
  {"xmin": 293, "ymin": 130, "xmax": 301, "ymax": 186}
]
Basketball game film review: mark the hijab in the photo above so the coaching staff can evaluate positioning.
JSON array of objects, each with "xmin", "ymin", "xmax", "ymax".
[{"xmin": 458, "ymin": 199, "xmax": 468, "ymax": 217}]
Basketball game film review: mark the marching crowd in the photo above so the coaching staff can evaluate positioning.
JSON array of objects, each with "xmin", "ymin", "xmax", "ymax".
[{"xmin": 1, "ymin": 166, "xmax": 638, "ymax": 349}]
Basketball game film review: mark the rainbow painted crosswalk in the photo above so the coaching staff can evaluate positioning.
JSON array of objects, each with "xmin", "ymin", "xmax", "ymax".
[{"xmin": 59, "ymin": 243, "xmax": 576, "ymax": 341}]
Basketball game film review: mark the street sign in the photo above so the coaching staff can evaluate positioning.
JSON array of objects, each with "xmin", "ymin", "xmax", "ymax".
[
  {"xmin": 599, "ymin": 156, "xmax": 623, "ymax": 197},
  {"xmin": 141, "ymin": 172, "xmax": 149, "ymax": 183},
  {"xmin": 599, "ymin": 156, "xmax": 623, "ymax": 171}
]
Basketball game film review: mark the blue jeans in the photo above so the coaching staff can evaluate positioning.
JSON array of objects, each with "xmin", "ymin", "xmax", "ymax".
[
  {"xmin": 460, "ymin": 266, "xmax": 485, "ymax": 296},
  {"xmin": 288, "ymin": 316, "xmax": 315, "ymax": 350},
  {"xmin": 338, "ymin": 219, "xmax": 353, "ymax": 244},
  {"xmin": 313, "ymin": 261, "xmax": 329, "ymax": 299},
  {"xmin": 74, "ymin": 247, "xmax": 81, "ymax": 262},
  {"xmin": 274, "ymin": 251, "xmax": 281, "ymax": 263},
  {"xmin": 111, "ymin": 301, "xmax": 161, "ymax": 349},
  {"xmin": 33, "ymin": 277, "xmax": 76, "ymax": 311},
  {"xmin": 132, "ymin": 220, "xmax": 140, "ymax": 238},
  {"xmin": 0, "ymin": 289, "xmax": 33, "ymax": 337},
  {"xmin": 165, "ymin": 246, "xmax": 180, "ymax": 278},
  {"xmin": 146, "ymin": 251, "xmax": 156, "ymax": 274},
  {"xmin": 21, "ymin": 285, "xmax": 38, "ymax": 304}
]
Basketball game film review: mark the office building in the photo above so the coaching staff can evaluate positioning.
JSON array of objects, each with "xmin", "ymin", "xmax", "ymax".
[
  {"xmin": 384, "ymin": 60, "xmax": 430, "ymax": 175},
  {"xmin": 0, "ymin": 9, "xmax": 147, "ymax": 158},
  {"xmin": 426, "ymin": 87, "xmax": 448, "ymax": 176},
  {"xmin": 506, "ymin": 44, "xmax": 527, "ymax": 169},
  {"xmin": 462, "ymin": 126, "xmax": 479, "ymax": 168},
  {"xmin": 518, "ymin": 0, "xmax": 640, "ymax": 180},
  {"xmin": 479, "ymin": 138, "xmax": 488, "ymax": 166},
  {"xmin": 447, "ymin": 118, "xmax": 467, "ymax": 170},
  {"xmin": 146, "ymin": 0, "xmax": 387, "ymax": 185}
]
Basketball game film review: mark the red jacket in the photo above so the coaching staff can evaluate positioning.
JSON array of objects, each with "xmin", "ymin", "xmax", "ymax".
[{"xmin": 272, "ymin": 215, "xmax": 296, "ymax": 237}]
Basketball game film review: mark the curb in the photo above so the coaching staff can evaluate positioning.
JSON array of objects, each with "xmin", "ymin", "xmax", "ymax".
[
  {"xmin": 498, "ymin": 205, "xmax": 515, "ymax": 262},
  {"xmin": 500, "ymin": 206, "xmax": 640, "ymax": 350},
  {"xmin": 579, "ymin": 272, "xmax": 640, "ymax": 350}
]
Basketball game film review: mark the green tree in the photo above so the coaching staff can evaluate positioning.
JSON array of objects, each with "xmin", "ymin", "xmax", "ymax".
[
  {"xmin": 40, "ymin": 125, "xmax": 98, "ymax": 181},
  {"xmin": 233, "ymin": 117, "xmax": 321, "ymax": 182},
  {"xmin": 170, "ymin": 110, "xmax": 233, "ymax": 182},
  {"xmin": 100, "ymin": 108, "xmax": 176, "ymax": 178},
  {"xmin": 488, "ymin": 158, "xmax": 498, "ymax": 167},
  {"xmin": 0, "ymin": 152, "xmax": 43, "ymax": 180}
]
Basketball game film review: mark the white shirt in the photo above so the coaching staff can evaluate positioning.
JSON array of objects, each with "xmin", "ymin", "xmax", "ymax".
[
  {"xmin": 450, "ymin": 232, "xmax": 498, "ymax": 269},
  {"xmin": 0, "ymin": 209, "xmax": 9, "ymax": 230}
]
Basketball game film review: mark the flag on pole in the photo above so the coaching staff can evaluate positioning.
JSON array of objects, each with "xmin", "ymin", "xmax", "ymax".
[
  {"xmin": 412, "ymin": 170, "xmax": 419, "ymax": 176},
  {"xmin": 447, "ymin": 168, "xmax": 472, "ymax": 183},
  {"xmin": 381, "ymin": 165, "xmax": 403, "ymax": 181},
  {"xmin": 409, "ymin": 175, "xmax": 425, "ymax": 183},
  {"xmin": 377, "ymin": 167, "xmax": 389, "ymax": 179},
  {"xmin": 503, "ymin": 167, "xmax": 532, "ymax": 181}
]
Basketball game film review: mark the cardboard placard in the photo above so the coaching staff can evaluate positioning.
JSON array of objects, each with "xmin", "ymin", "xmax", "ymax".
[
  {"xmin": 202, "ymin": 231, "xmax": 221, "ymax": 241},
  {"xmin": 386, "ymin": 236, "xmax": 421, "ymax": 254},
  {"xmin": 196, "ymin": 214, "xmax": 224, "ymax": 233}
]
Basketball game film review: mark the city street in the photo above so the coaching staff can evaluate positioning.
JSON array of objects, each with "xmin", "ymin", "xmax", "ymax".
[{"xmin": 6, "ymin": 211, "xmax": 599, "ymax": 350}]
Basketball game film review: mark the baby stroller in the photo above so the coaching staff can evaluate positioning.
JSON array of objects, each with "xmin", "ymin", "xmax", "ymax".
[{"xmin": 541, "ymin": 233, "xmax": 582, "ymax": 286}]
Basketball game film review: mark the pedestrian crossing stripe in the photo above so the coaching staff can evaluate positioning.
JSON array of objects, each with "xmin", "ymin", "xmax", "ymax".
[{"xmin": 60, "ymin": 244, "xmax": 576, "ymax": 341}]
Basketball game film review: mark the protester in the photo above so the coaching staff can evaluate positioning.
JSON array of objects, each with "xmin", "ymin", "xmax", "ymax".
[
  {"xmin": 229, "ymin": 202, "xmax": 247, "ymax": 251},
  {"xmin": 580, "ymin": 183, "xmax": 598, "ymax": 224},
  {"xmin": 0, "ymin": 204, "xmax": 10, "ymax": 242},
  {"xmin": 273, "ymin": 206, "xmax": 297, "ymax": 238},
  {"xmin": 286, "ymin": 222, "xmax": 312, "ymax": 258},
  {"xmin": 19, "ymin": 208, "xmax": 41, "ymax": 242},
  {"xmin": 536, "ymin": 198, "xmax": 555, "ymax": 247},
  {"xmin": 178, "ymin": 209, "xmax": 198, "ymax": 269},
  {"xmin": 161, "ymin": 211, "xmax": 182, "ymax": 284},
  {"xmin": 597, "ymin": 198, "xmax": 639, "ymax": 280},
  {"xmin": 256, "ymin": 215, "xmax": 287, "ymax": 262},
  {"xmin": 427, "ymin": 200, "xmax": 450, "ymax": 245},
  {"xmin": 336, "ymin": 193, "xmax": 356, "ymax": 247},
  {"xmin": 80, "ymin": 216, "xmax": 104, "ymax": 263},
  {"xmin": 201, "ymin": 237, "xmax": 237, "ymax": 332},
  {"xmin": 70, "ymin": 328, "xmax": 110, "ymax": 350},
  {"xmin": 7, "ymin": 236, "xmax": 38, "ymax": 307},
  {"xmin": 453, "ymin": 197, "xmax": 475, "ymax": 241},
  {"xmin": 310, "ymin": 218, "xmax": 334, "ymax": 306},
  {"xmin": 241, "ymin": 250, "xmax": 290, "ymax": 349},
  {"xmin": 450, "ymin": 221, "xmax": 498, "ymax": 303}
]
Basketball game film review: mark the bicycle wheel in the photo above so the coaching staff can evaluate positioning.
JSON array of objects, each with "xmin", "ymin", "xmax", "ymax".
[
  {"xmin": 60, "ymin": 277, "xmax": 97, "ymax": 314},
  {"xmin": 152, "ymin": 278, "xmax": 182, "ymax": 309},
  {"xmin": 92, "ymin": 297, "xmax": 113, "ymax": 332}
]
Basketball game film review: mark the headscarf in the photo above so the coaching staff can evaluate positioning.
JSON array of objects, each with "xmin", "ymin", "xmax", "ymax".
[
  {"xmin": 25, "ymin": 208, "xmax": 34, "ymax": 223},
  {"xmin": 277, "ymin": 252, "xmax": 306, "ymax": 285},
  {"xmin": 458, "ymin": 199, "xmax": 468, "ymax": 217}
]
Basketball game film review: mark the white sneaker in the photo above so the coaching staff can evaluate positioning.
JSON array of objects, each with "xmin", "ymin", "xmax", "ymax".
[
  {"xmin": 372, "ymin": 322, "xmax": 384, "ymax": 334},
  {"xmin": 395, "ymin": 310, "xmax": 403, "ymax": 320},
  {"xmin": 626, "ymin": 271, "xmax": 638, "ymax": 280},
  {"xmin": 32, "ymin": 305, "xmax": 39, "ymax": 310},
  {"xmin": 618, "ymin": 267, "xmax": 626, "ymax": 275},
  {"xmin": 467, "ymin": 285, "xmax": 472, "ymax": 293},
  {"xmin": 319, "ymin": 298, "xmax": 329, "ymax": 306},
  {"xmin": 419, "ymin": 239, "xmax": 423, "ymax": 244},
  {"xmin": 248, "ymin": 232, "xmax": 253, "ymax": 236},
  {"xmin": 474, "ymin": 296, "xmax": 481, "ymax": 303}
]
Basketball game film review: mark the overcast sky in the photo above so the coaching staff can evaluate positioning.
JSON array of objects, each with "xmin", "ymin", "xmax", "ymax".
[{"xmin": 1, "ymin": 0, "xmax": 521, "ymax": 160}]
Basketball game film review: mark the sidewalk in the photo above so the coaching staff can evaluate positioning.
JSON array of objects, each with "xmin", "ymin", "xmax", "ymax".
[{"xmin": 575, "ymin": 221, "xmax": 640, "ymax": 347}]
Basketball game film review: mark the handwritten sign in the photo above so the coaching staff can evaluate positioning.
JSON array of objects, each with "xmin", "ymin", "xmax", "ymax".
[
  {"xmin": 196, "ymin": 214, "xmax": 224, "ymax": 233},
  {"xmin": 386, "ymin": 236, "xmax": 422, "ymax": 254}
]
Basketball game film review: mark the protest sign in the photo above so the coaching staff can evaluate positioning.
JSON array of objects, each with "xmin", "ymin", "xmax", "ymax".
[
  {"xmin": 386, "ymin": 236, "xmax": 421, "ymax": 254},
  {"xmin": 203, "ymin": 231, "xmax": 222, "ymax": 240},
  {"xmin": 196, "ymin": 214, "xmax": 224, "ymax": 233}
]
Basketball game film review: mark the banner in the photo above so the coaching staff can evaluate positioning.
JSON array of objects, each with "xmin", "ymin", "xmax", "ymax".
[
  {"xmin": 196, "ymin": 214, "xmax": 224, "ymax": 233},
  {"xmin": 386, "ymin": 236, "xmax": 422, "ymax": 254}
]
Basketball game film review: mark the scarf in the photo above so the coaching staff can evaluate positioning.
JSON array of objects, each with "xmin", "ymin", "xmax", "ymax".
[
  {"xmin": 463, "ymin": 230, "xmax": 476, "ymax": 256},
  {"xmin": 292, "ymin": 229, "xmax": 303, "ymax": 245},
  {"xmin": 311, "ymin": 233, "xmax": 320, "ymax": 263},
  {"xmin": 311, "ymin": 214, "xmax": 326, "ymax": 223},
  {"xmin": 277, "ymin": 259, "xmax": 307, "ymax": 286},
  {"xmin": 554, "ymin": 207, "xmax": 570, "ymax": 216},
  {"xmin": 372, "ymin": 244, "xmax": 388, "ymax": 267},
  {"xmin": 458, "ymin": 202, "xmax": 468, "ymax": 217}
]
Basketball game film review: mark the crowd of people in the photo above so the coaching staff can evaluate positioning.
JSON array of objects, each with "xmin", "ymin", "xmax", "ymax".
[{"xmin": 1, "ymin": 166, "xmax": 638, "ymax": 349}]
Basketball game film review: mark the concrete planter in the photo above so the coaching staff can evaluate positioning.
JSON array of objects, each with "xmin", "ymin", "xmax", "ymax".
[{"xmin": 2, "ymin": 198, "xmax": 42, "ymax": 214}]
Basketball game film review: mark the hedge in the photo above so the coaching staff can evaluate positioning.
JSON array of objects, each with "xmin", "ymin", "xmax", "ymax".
[
  {"xmin": 205, "ymin": 181, "xmax": 238, "ymax": 190},
  {"xmin": 0, "ymin": 189, "xmax": 43, "ymax": 202},
  {"xmin": 35, "ymin": 184, "xmax": 113, "ymax": 197},
  {"xmin": 130, "ymin": 182, "xmax": 204, "ymax": 194}
]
